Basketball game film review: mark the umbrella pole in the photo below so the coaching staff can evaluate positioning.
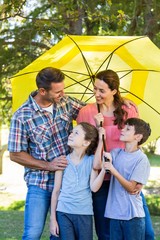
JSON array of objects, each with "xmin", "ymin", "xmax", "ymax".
[{"xmin": 97, "ymin": 104, "xmax": 110, "ymax": 174}]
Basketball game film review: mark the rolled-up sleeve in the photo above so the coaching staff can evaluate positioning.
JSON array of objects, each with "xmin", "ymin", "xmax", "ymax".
[{"xmin": 8, "ymin": 115, "xmax": 28, "ymax": 152}]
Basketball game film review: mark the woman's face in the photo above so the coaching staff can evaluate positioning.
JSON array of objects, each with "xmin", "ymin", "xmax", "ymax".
[{"xmin": 93, "ymin": 78, "xmax": 117, "ymax": 104}]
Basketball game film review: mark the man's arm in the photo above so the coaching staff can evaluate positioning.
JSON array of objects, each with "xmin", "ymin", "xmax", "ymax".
[{"xmin": 10, "ymin": 152, "xmax": 68, "ymax": 171}]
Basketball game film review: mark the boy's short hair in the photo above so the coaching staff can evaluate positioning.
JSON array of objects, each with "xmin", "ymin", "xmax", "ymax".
[{"xmin": 124, "ymin": 118, "xmax": 151, "ymax": 145}]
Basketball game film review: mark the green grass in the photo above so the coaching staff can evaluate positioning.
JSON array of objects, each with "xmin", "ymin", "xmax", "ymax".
[
  {"xmin": 0, "ymin": 206, "xmax": 97, "ymax": 240},
  {"xmin": 0, "ymin": 153, "xmax": 160, "ymax": 239},
  {"xmin": 0, "ymin": 209, "xmax": 159, "ymax": 239}
]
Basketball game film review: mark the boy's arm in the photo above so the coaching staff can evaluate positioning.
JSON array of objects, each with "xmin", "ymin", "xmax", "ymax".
[
  {"xmin": 104, "ymin": 159, "xmax": 140, "ymax": 192},
  {"xmin": 50, "ymin": 170, "xmax": 63, "ymax": 237}
]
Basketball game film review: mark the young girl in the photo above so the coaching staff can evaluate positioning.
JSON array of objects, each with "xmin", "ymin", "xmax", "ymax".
[{"xmin": 50, "ymin": 122, "xmax": 99, "ymax": 240}]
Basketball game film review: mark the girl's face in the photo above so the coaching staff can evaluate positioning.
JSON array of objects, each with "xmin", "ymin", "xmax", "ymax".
[
  {"xmin": 68, "ymin": 125, "xmax": 88, "ymax": 148},
  {"xmin": 93, "ymin": 79, "xmax": 117, "ymax": 104}
]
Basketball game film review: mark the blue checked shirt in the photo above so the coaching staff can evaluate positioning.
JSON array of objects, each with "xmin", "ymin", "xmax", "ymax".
[{"xmin": 8, "ymin": 91, "xmax": 86, "ymax": 191}]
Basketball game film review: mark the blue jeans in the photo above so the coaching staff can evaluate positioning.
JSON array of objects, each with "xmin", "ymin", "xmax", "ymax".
[
  {"xmin": 110, "ymin": 217, "xmax": 145, "ymax": 240},
  {"xmin": 141, "ymin": 192, "xmax": 155, "ymax": 240},
  {"xmin": 92, "ymin": 181, "xmax": 110, "ymax": 240},
  {"xmin": 22, "ymin": 185, "xmax": 52, "ymax": 240},
  {"xmin": 50, "ymin": 211, "xmax": 93, "ymax": 240},
  {"xmin": 92, "ymin": 182, "xmax": 154, "ymax": 240}
]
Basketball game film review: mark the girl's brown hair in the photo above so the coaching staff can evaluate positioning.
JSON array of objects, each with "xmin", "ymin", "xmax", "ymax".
[{"xmin": 79, "ymin": 122, "xmax": 99, "ymax": 155}]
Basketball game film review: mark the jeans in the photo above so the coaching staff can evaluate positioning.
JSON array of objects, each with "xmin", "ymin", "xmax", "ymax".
[
  {"xmin": 92, "ymin": 181, "xmax": 154, "ymax": 240},
  {"xmin": 22, "ymin": 185, "xmax": 52, "ymax": 240},
  {"xmin": 110, "ymin": 217, "xmax": 145, "ymax": 240},
  {"xmin": 50, "ymin": 211, "xmax": 93, "ymax": 240},
  {"xmin": 141, "ymin": 192, "xmax": 155, "ymax": 240},
  {"xmin": 92, "ymin": 181, "xmax": 110, "ymax": 240}
]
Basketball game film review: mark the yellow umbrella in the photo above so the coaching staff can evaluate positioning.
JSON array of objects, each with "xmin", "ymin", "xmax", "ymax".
[{"xmin": 10, "ymin": 35, "xmax": 160, "ymax": 143}]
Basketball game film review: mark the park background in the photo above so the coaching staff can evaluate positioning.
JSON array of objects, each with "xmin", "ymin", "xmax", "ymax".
[{"xmin": 0, "ymin": 0, "xmax": 160, "ymax": 239}]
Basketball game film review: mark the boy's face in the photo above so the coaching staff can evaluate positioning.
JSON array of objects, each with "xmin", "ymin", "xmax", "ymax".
[
  {"xmin": 120, "ymin": 124, "xmax": 137, "ymax": 143},
  {"xmin": 67, "ymin": 125, "xmax": 89, "ymax": 148}
]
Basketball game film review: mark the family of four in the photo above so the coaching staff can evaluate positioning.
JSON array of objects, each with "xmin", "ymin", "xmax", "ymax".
[{"xmin": 8, "ymin": 67, "xmax": 154, "ymax": 240}]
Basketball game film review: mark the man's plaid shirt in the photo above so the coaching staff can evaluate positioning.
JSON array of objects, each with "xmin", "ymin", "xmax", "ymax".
[{"xmin": 8, "ymin": 92, "xmax": 85, "ymax": 191}]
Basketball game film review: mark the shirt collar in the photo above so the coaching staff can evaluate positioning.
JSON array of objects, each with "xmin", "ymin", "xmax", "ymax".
[{"xmin": 28, "ymin": 91, "xmax": 69, "ymax": 112}]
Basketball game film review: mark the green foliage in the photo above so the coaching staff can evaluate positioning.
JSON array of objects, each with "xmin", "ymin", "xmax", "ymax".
[
  {"xmin": 3, "ymin": 200, "xmax": 25, "ymax": 211},
  {"xmin": 0, "ymin": 0, "xmax": 160, "ymax": 126},
  {"xmin": 146, "ymin": 153, "xmax": 160, "ymax": 167},
  {"xmin": 146, "ymin": 195, "xmax": 160, "ymax": 216}
]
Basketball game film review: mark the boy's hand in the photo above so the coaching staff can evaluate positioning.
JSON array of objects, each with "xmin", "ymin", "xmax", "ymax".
[{"xmin": 103, "ymin": 152, "xmax": 112, "ymax": 163}]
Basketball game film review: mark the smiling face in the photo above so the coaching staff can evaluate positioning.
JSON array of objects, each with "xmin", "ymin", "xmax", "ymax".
[
  {"xmin": 41, "ymin": 81, "xmax": 65, "ymax": 104},
  {"xmin": 93, "ymin": 78, "xmax": 117, "ymax": 105},
  {"xmin": 67, "ymin": 125, "xmax": 89, "ymax": 148}
]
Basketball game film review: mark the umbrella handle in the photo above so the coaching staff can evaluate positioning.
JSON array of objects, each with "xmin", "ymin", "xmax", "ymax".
[{"xmin": 97, "ymin": 104, "xmax": 110, "ymax": 174}]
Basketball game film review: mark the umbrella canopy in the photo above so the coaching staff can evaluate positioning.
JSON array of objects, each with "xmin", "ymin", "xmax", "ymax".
[{"xmin": 10, "ymin": 35, "xmax": 160, "ymax": 143}]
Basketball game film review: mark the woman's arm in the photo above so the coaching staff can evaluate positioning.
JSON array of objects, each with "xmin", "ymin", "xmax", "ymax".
[
  {"xmin": 50, "ymin": 170, "xmax": 63, "ymax": 237},
  {"xmin": 123, "ymin": 98, "xmax": 138, "ymax": 113}
]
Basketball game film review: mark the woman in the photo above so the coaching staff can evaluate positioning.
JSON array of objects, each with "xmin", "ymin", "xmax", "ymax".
[{"xmin": 77, "ymin": 69, "xmax": 154, "ymax": 240}]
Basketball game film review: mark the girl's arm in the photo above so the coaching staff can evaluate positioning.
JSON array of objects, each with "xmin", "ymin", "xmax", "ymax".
[
  {"xmin": 50, "ymin": 170, "xmax": 63, "ymax": 237},
  {"xmin": 90, "ymin": 168, "xmax": 106, "ymax": 192},
  {"xmin": 93, "ymin": 127, "xmax": 105, "ymax": 170}
]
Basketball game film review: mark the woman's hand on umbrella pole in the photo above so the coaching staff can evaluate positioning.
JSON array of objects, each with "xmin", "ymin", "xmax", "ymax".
[{"xmin": 94, "ymin": 113, "xmax": 104, "ymax": 127}]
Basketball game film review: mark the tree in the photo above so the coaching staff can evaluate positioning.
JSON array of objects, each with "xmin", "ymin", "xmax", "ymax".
[{"xmin": 0, "ymin": 0, "xmax": 160, "ymax": 126}]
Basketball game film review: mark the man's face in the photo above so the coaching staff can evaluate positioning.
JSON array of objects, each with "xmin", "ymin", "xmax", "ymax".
[{"xmin": 44, "ymin": 81, "xmax": 65, "ymax": 103}]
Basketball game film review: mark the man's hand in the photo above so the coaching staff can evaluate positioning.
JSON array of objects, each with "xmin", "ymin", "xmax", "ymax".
[{"xmin": 47, "ymin": 155, "xmax": 68, "ymax": 171}]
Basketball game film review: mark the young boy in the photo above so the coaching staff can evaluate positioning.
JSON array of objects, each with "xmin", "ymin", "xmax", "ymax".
[{"xmin": 91, "ymin": 118, "xmax": 151, "ymax": 240}]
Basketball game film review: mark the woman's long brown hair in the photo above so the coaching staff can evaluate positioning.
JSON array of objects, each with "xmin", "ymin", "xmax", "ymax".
[{"xmin": 95, "ymin": 69, "xmax": 128, "ymax": 129}]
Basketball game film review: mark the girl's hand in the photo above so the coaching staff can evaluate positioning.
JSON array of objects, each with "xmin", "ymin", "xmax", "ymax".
[
  {"xmin": 50, "ymin": 220, "xmax": 60, "ymax": 237},
  {"xmin": 98, "ymin": 127, "xmax": 106, "ymax": 141},
  {"xmin": 94, "ymin": 113, "xmax": 104, "ymax": 127}
]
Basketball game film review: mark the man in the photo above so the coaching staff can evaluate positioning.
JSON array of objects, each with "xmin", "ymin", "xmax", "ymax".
[{"xmin": 8, "ymin": 67, "xmax": 86, "ymax": 239}]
